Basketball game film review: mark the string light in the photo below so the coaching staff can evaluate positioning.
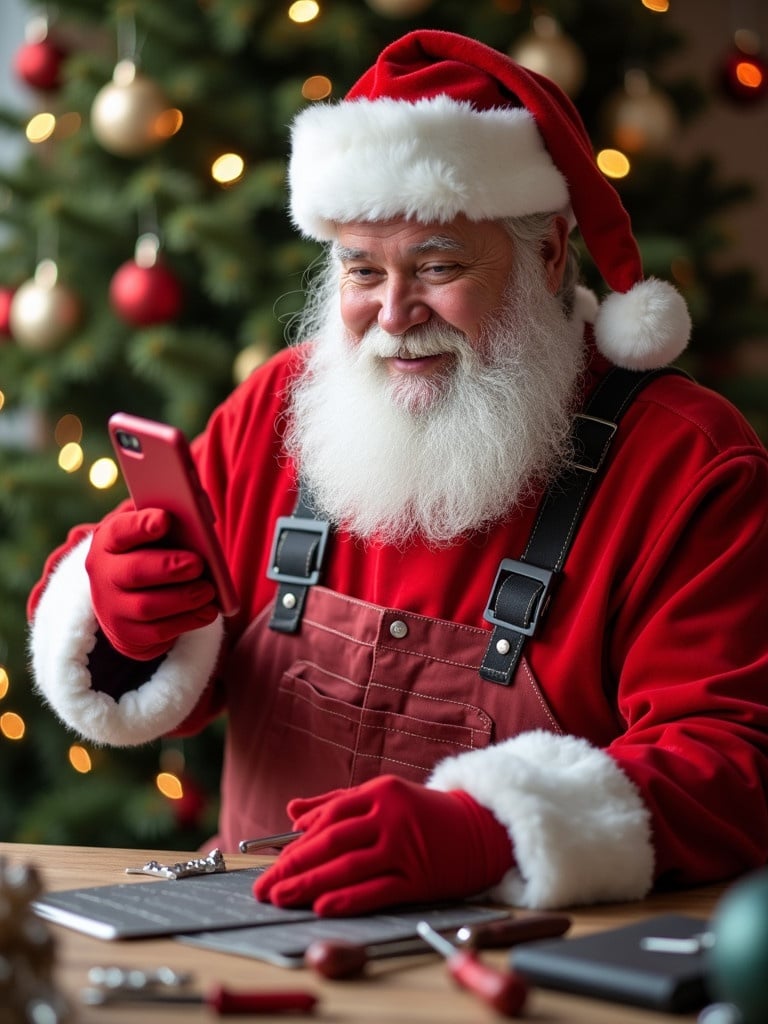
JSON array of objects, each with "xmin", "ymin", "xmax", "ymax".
[
  {"xmin": 89, "ymin": 457, "xmax": 119, "ymax": 489},
  {"xmin": 58, "ymin": 442, "xmax": 83, "ymax": 473},
  {"xmin": 68, "ymin": 744, "xmax": 92, "ymax": 773},
  {"xmin": 54, "ymin": 112, "xmax": 82, "ymax": 140},
  {"xmin": 734, "ymin": 58, "xmax": 764, "ymax": 90},
  {"xmin": 26, "ymin": 112, "xmax": 56, "ymax": 144},
  {"xmin": 0, "ymin": 667, "xmax": 9, "ymax": 700},
  {"xmin": 0, "ymin": 390, "xmax": 5, "ymax": 411},
  {"xmin": 211, "ymin": 152, "xmax": 245, "ymax": 185},
  {"xmin": 26, "ymin": 111, "xmax": 83, "ymax": 144},
  {"xmin": 597, "ymin": 148, "xmax": 631, "ymax": 179},
  {"xmin": 156, "ymin": 771, "xmax": 184, "ymax": 800},
  {"xmin": 302, "ymin": 75, "xmax": 332, "ymax": 101},
  {"xmin": 641, "ymin": 0, "xmax": 669, "ymax": 12},
  {"xmin": 289, "ymin": 1, "xmax": 320, "ymax": 24},
  {"xmin": 154, "ymin": 108, "xmax": 184, "ymax": 140},
  {"xmin": 54, "ymin": 413, "xmax": 82, "ymax": 446},
  {"xmin": 0, "ymin": 712, "xmax": 25, "ymax": 741}
]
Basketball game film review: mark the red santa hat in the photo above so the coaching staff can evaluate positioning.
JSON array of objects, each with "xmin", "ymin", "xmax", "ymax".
[{"xmin": 288, "ymin": 29, "xmax": 690, "ymax": 371}]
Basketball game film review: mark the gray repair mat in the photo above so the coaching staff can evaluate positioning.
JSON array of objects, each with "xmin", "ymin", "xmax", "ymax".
[{"xmin": 33, "ymin": 863, "xmax": 506, "ymax": 964}]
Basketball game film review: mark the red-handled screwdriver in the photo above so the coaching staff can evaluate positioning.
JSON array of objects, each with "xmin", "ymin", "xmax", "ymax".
[
  {"xmin": 81, "ymin": 985, "xmax": 318, "ymax": 1015},
  {"xmin": 415, "ymin": 920, "xmax": 528, "ymax": 1018}
]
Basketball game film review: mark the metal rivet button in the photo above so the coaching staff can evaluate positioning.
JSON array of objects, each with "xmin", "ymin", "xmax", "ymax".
[
  {"xmin": 495, "ymin": 638, "xmax": 511, "ymax": 656},
  {"xmin": 282, "ymin": 592, "xmax": 297, "ymax": 609},
  {"xmin": 389, "ymin": 620, "xmax": 408, "ymax": 639}
]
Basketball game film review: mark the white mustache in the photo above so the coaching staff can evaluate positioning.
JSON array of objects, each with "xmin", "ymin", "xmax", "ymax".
[{"xmin": 360, "ymin": 323, "xmax": 468, "ymax": 361}]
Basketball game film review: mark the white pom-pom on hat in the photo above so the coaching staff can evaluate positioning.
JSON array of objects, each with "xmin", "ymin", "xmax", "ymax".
[
  {"xmin": 289, "ymin": 29, "xmax": 691, "ymax": 370},
  {"xmin": 594, "ymin": 278, "xmax": 692, "ymax": 370}
]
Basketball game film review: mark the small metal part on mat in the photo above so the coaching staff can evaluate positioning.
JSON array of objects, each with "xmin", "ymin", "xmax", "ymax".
[
  {"xmin": 124, "ymin": 847, "xmax": 226, "ymax": 879},
  {"xmin": 87, "ymin": 965, "xmax": 193, "ymax": 990}
]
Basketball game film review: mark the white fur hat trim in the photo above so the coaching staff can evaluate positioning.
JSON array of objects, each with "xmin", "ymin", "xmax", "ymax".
[{"xmin": 289, "ymin": 96, "xmax": 569, "ymax": 241}]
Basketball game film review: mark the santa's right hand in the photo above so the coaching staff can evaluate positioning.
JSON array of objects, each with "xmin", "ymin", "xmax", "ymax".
[{"xmin": 85, "ymin": 507, "xmax": 219, "ymax": 661}]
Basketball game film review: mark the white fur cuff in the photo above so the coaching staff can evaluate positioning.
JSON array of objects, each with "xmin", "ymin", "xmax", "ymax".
[
  {"xmin": 28, "ymin": 535, "xmax": 224, "ymax": 746},
  {"xmin": 428, "ymin": 730, "xmax": 654, "ymax": 909}
]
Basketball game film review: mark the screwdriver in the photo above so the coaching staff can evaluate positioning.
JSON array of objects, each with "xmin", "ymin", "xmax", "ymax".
[
  {"xmin": 416, "ymin": 920, "xmax": 528, "ymax": 1018},
  {"xmin": 304, "ymin": 913, "xmax": 571, "ymax": 978},
  {"xmin": 239, "ymin": 830, "xmax": 303, "ymax": 852},
  {"xmin": 81, "ymin": 984, "xmax": 319, "ymax": 1015}
]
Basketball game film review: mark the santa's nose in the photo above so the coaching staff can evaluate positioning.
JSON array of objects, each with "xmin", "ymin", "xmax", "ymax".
[{"xmin": 377, "ymin": 277, "xmax": 431, "ymax": 335}]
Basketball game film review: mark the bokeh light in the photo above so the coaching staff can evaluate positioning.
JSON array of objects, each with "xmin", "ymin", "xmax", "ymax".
[
  {"xmin": 156, "ymin": 771, "xmax": 184, "ymax": 800},
  {"xmin": 302, "ymin": 75, "xmax": 332, "ymax": 101},
  {"xmin": 0, "ymin": 712, "xmax": 25, "ymax": 740},
  {"xmin": 89, "ymin": 457, "xmax": 119, "ymax": 489},
  {"xmin": 597, "ymin": 148, "xmax": 631, "ymax": 179},
  {"xmin": 58, "ymin": 442, "xmax": 83, "ymax": 472},
  {"xmin": 211, "ymin": 152, "xmax": 245, "ymax": 185},
  {"xmin": 289, "ymin": 1, "xmax": 320, "ymax": 24},
  {"xmin": 68, "ymin": 744, "xmax": 92, "ymax": 773}
]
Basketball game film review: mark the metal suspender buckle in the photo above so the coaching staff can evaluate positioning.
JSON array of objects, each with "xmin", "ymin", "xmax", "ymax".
[
  {"xmin": 482, "ymin": 558, "xmax": 555, "ymax": 637},
  {"xmin": 267, "ymin": 516, "xmax": 331, "ymax": 587}
]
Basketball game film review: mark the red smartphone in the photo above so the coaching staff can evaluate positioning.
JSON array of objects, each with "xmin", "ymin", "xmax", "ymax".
[{"xmin": 108, "ymin": 412, "xmax": 240, "ymax": 617}]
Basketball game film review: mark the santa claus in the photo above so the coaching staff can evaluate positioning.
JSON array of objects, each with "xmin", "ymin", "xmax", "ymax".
[{"xmin": 29, "ymin": 30, "xmax": 768, "ymax": 915}]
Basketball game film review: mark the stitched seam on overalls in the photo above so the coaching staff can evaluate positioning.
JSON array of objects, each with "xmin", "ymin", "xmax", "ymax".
[
  {"xmin": 267, "ymin": 721, "xmax": 453, "ymax": 773},
  {"xmin": 518, "ymin": 660, "xmax": 563, "ymax": 734},
  {"xmin": 375, "ymin": 644, "xmax": 485, "ymax": 671},
  {"xmin": 302, "ymin": 615, "xmax": 377, "ymax": 647},
  {"xmin": 275, "ymin": 689, "xmax": 479, "ymax": 749},
  {"xmin": 286, "ymin": 659, "xmax": 367, "ymax": 692},
  {"xmin": 366, "ymin": 679, "xmax": 493, "ymax": 721}
]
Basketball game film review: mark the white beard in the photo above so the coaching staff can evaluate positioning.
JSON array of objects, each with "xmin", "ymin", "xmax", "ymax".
[{"xmin": 284, "ymin": 249, "xmax": 585, "ymax": 547}]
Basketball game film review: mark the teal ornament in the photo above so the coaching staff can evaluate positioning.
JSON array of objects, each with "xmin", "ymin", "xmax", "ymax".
[{"xmin": 708, "ymin": 868, "xmax": 768, "ymax": 1024}]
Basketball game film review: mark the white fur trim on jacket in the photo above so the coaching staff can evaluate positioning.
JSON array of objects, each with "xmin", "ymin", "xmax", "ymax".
[
  {"xmin": 29, "ymin": 535, "xmax": 224, "ymax": 747},
  {"xmin": 289, "ymin": 96, "xmax": 569, "ymax": 241},
  {"xmin": 428, "ymin": 730, "xmax": 654, "ymax": 909}
]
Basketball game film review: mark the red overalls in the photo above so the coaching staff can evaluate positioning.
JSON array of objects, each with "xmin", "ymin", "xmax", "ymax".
[{"xmin": 217, "ymin": 584, "xmax": 561, "ymax": 851}]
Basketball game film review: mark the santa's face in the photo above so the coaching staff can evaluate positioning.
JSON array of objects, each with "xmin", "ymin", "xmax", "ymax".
[
  {"xmin": 334, "ymin": 214, "xmax": 567, "ymax": 415},
  {"xmin": 284, "ymin": 214, "xmax": 584, "ymax": 547}
]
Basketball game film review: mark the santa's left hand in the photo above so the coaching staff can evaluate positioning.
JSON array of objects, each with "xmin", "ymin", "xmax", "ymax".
[{"xmin": 252, "ymin": 774, "xmax": 514, "ymax": 916}]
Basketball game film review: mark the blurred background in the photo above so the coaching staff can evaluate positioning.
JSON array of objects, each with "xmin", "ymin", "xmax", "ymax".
[{"xmin": 1, "ymin": 0, "xmax": 766, "ymax": 849}]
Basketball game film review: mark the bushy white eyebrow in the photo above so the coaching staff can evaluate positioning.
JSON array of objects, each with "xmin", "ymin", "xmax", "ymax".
[{"xmin": 332, "ymin": 235, "xmax": 464, "ymax": 262}]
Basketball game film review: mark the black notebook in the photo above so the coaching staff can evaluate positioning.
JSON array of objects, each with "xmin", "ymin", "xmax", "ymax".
[{"xmin": 511, "ymin": 912, "xmax": 712, "ymax": 1013}]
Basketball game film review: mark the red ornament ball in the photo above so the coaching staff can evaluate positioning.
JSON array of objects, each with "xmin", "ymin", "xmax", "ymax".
[
  {"xmin": 718, "ymin": 47, "xmax": 768, "ymax": 106},
  {"xmin": 109, "ymin": 259, "xmax": 183, "ymax": 326},
  {"xmin": 13, "ymin": 38, "xmax": 66, "ymax": 92},
  {"xmin": 0, "ymin": 287, "xmax": 15, "ymax": 339}
]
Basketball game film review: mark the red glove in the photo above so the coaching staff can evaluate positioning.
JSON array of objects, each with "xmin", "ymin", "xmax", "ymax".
[
  {"xmin": 253, "ymin": 775, "xmax": 514, "ymax": 916},
  {"xmin": 85, "ymin": 507, "xmax": 219, "ymax": 661}
]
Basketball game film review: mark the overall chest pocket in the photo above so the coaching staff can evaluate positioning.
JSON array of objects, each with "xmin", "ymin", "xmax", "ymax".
[{"xmin": 263, "ymin": 660, "xmax": 494, "ymax": 792}]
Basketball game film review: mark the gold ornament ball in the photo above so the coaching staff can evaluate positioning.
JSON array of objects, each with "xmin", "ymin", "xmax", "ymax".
[
  {"xmin": 510, "ymin": 18, "xmax": 586, "ymax": 97},
  {"xmin": 602, "ymin": 71, "xmax": 679, "ymax": 154},
  {"xmin": 91, "ymin": 60, "xmax": 173, "ymax": 157},
  {"xmin": 9, "ymin": 261, "xmax": 82, "ymax": 351},
  {"xmin": 365, "ymin": 0, "xmax": 434, "ymax": 17}
]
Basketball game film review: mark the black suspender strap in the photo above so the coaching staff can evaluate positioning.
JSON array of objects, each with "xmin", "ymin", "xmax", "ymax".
[
  {"xmin": 479, "ymin": 366, "xmax": 687, "ymax": 685},
  {"xmin": 267, "ymin": 485, "xmax": 330, "ymax": 633}
]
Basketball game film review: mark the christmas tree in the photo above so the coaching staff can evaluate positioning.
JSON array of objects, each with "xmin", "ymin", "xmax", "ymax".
[{"xmin": 1, "ymin": 0, "xmax": 766, "ymax": 848}]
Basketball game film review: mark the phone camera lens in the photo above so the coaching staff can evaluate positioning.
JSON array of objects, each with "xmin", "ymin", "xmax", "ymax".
[{"xmin": 117, "ymin": 430, "xmax": 142, "ymax": 453}]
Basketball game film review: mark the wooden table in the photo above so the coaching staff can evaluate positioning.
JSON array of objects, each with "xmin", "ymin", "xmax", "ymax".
[{"xmin": 0, "ymin": 843, "xmax": 723, "ymax": 1023}]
